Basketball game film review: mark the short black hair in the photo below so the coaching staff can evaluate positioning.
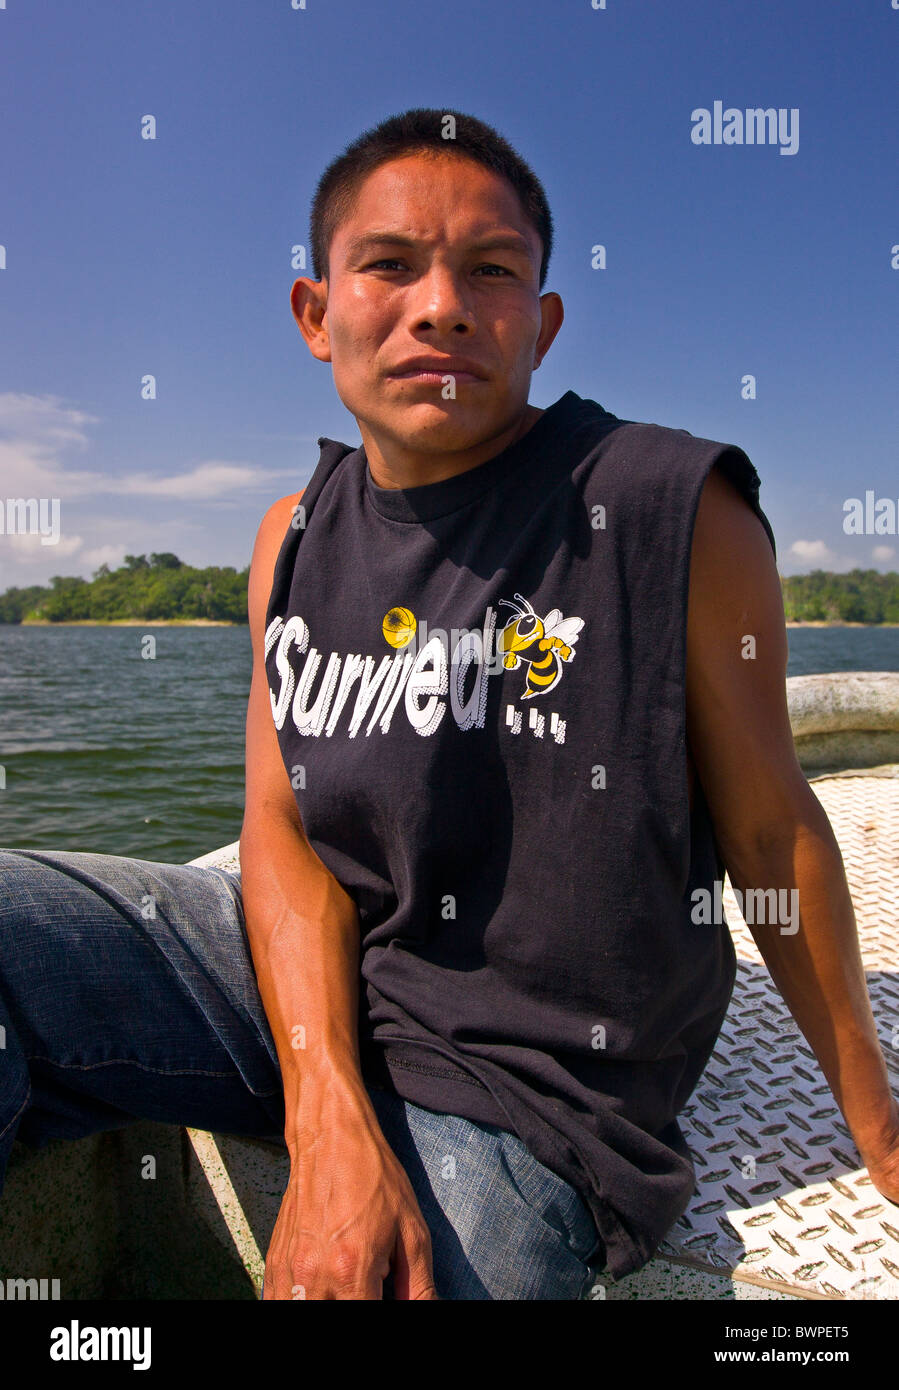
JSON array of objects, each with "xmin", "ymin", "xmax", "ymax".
[{"xmin": 308, "ymin": 107, "xmax": 553, "ymax": 292}]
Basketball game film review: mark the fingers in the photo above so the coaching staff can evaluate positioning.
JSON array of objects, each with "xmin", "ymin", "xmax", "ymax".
[
  {"xmin": 390, "ymin": 1223, "xmax": 439, "ymax": 1300},
  {"xmin": 263, "ymin": 1241, "xmax": 395, "ymax": 1300},
  {"xmin": 262, "ymin": 1237, "xmax": 438, "ymax": 1300}
]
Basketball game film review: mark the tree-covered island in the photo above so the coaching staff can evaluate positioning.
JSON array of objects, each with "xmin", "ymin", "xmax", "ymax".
[
  {"xmin": 0, "ymin": 558, "xmax": 898, "ymax": 626},
  {"xmin": 0, "ymin": 554, "xmax": 248, "ymax": 624}
]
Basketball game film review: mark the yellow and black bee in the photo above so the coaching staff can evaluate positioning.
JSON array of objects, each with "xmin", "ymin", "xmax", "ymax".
[{"xmin": 498, "ymin": 592, "xmax": 584, "ymax": 698}]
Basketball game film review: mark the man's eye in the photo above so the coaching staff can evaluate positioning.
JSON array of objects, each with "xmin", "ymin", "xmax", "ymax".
[{"xmin": 365, "ymin": 260, "xmax": 512, "ymax": 275}]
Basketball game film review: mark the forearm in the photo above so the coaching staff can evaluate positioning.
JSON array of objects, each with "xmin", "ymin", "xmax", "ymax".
[
  {"xmin": 238, "ymin": 805, "xmax": 437, "ymax": 1299},
  {"xmin": 238, "ymin": 807, "xmax": 368, "ymax": 1131},
  {"xmin": 724, "ymin": 803, "xmax": 899, "ymax": 1166}
]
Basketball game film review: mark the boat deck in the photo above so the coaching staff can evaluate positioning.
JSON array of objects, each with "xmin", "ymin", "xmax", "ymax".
[{"xmin": 603, "ymin": 764, "xmax": 899, "ymax": 1300}]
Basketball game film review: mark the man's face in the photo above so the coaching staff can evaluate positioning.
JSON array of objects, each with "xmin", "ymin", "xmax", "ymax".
[{"xmin": 291, "ymin": 151, "xmax": 562, "ymax": 462}]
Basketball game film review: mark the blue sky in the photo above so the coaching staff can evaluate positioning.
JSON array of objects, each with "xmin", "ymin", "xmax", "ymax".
[{"xmin": 0, "ymin": 0, "xmax": 896, "ymax": 586}]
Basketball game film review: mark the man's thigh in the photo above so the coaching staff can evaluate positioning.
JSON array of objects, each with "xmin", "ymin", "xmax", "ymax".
[
  {"xmin": 367, "ymin": 1086, "xmax": 602, "ymax": 1301},
  {"xmin": 0, "ymin": 848, "xmax": 284, "ymax": 1166}
]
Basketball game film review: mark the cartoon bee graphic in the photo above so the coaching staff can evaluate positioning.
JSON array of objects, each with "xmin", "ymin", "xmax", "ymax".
[{"xmin": 497, "ymin": 592, "xmax": 584, "ymax": 698}]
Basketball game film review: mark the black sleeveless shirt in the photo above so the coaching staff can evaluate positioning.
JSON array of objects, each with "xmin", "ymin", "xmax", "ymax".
[{"xmin": 264, "ymin": 390, "xmax": 777, "ymax": 1280}]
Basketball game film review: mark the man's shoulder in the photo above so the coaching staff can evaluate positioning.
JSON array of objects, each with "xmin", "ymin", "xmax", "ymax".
[
  {"xmin": 256, "ymin": 489, "xmax": 305, "ymax": 543},
  {"xmin": 558, "ymin": 393, "xmax": 728, "ymax": 465},
  {"xmin": 249, "ymin": 492, "xmax": 306, "ymax": 592},
  {"xmin": 585, "ymin": 408, "xmax": 757, "ymax": 490},
  {"xmin": 566, "ymin": 392, "xmax": 738, "ymax": 452}
]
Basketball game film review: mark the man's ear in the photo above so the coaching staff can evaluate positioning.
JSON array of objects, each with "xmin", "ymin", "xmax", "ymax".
[
  {"xmin": 290, "ymin": 277, "xmax": 331, "ymax": 364},
  {"xmin": 535, "ymin": 291, "xmax": 564, "ymax": 368}
]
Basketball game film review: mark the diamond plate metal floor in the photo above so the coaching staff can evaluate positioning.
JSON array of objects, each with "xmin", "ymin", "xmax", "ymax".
[{"xmin": 638, "ymin": 764, "xmax": 899, "ymax": 1300}]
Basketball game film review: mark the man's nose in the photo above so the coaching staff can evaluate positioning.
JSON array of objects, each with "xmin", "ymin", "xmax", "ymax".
[{"xmin": 409, "ymin": 265, "xmax": 476, "ymax": 334}]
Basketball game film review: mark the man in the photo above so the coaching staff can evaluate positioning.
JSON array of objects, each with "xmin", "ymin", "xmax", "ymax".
[{"xmin": 1, "ymin": 108, "xmax": 897, "ymax": 1302}]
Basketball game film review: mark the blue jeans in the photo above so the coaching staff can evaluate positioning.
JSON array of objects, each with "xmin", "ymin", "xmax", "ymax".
[{"xmin": 0, "ymin": 848, "xmax": 603, "ymax": 1300}]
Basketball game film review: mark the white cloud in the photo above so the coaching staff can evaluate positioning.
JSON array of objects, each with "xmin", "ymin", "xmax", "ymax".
[
  {"xmin": 0, "ymin": 393, "xmax": 102, "ymax": 500},
  {"xmin": 112, "ymin": 462, "xmax": 288, "ymax": 500},
  {"xmin": 0, "ymin": 392, "xmax": 296, "ymax": 500},
  {"xmin": 81, "ymin": 543, "xmax": 129, "ymax": 570},
  {"xmin": 0, "ymin": 393, "xmax": 292, "ymax": 587},
  {"xmin": 0, "ymin": 533, "xmax": 85, "ymax": 588},
  {"xmin": 789, "ymin": 539, "xmax": 836, "ymax": 565},
  {"xmin": 1, "ymin": 532, "xmax": 84, "ymax": 560},
  {"xmin": 0, "ymin": 392, "xmax": 101, "ymax": 451},
  {"xmin": 786, "ymin": 537, "xmax": 898, "ymax": 575}
]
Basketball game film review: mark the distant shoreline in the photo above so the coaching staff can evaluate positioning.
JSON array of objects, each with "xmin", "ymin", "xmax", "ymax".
[
  {"xmin": 3, "ymin": 618, "xmax": 896, "ymax": 629},
  {"xmin": 16, "ymin": 618, "xmax": 242, "ymax": 627},
  {"xmin": 785, "ymin": 620, "xmax": 899, "ymax": 628}
]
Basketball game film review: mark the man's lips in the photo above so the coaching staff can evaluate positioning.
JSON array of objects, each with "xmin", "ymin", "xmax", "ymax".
[
  {"xmin": 390, "ymin": 370, "xmax": 484, "ymax": 383},
  {"xmin": 387, "ymin": 357, "xmax": 488, "ymax": 382}
]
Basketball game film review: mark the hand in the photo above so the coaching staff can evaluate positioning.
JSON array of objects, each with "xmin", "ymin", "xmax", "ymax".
[
  {"xmin": 261, "ymin": 1079, "xmax": 439, "ymax": 1300},
  {"xmin": 861, "ymin": 1130, "xmax": 899, "ymax": 1208}
]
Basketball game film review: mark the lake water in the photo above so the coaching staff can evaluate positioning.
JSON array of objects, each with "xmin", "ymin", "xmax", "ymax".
[{"xmin": 1, "ymin": 623, "xmax": 897, "ymax": 862}]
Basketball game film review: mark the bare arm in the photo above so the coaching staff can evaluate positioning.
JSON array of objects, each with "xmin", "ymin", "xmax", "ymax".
[
  {"xmin": 240, "ymin": 492, "xmax": 438, "ymax": 1297},
  {"xmin": 685, "ymin": 464, "xmax": 899, "ymax": 1197}
]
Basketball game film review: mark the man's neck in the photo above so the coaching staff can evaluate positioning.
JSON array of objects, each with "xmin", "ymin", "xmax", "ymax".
[{"xmin": 362, "ymin": 403, "xmax": 546, "ymax": 491}]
